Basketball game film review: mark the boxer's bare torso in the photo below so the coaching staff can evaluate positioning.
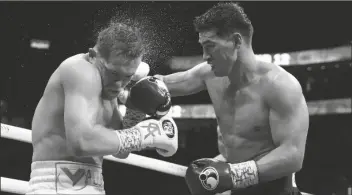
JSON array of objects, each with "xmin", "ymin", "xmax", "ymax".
[
  {"xmin": 31, "ymin": 54, "xmax": 121, "ymax": 166},
  {"xmin": 206, "ymin": 73, "xmax": 271, "ymax": 163},
  {"xmin": 163, "ymin": 61, "xmax": 290, "ymax": 164},
  {"xmin": 206, "ymin": 62, "xmax": 285, "ymax": 163}
]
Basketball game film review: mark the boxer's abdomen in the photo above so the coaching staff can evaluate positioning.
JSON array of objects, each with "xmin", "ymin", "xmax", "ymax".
[{"xmin": 222, "ymin": 133, "xmax": 274, "ymax": 163}]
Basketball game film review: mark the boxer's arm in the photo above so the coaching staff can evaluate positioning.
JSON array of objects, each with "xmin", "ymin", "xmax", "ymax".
[
  {"xmin": 61, "ymin": 63, "xmax": 124, "ymax": 157},
  {"xmin": 254, "ymin": 72, "xmax": 309, "ymax": 182},
  {"xmin": 215, "ymin": 127, "xmax": 227, "ymax": 162},
  {"xmin": 156, "ymin": 62, "xmax": 212, "ymax": 97},
  {"xmin": 111, "ymin": 105, "xmax": 145, "ymax": 159}
]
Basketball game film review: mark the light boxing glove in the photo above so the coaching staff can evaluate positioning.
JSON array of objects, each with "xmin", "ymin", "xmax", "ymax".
[
  {"xmin": 114, "ymin": 61, "xmax": 150, "ymax": 159},
  {"xmin": 115, "ymin": 115, "xmax": 178, "ymax": 157}
]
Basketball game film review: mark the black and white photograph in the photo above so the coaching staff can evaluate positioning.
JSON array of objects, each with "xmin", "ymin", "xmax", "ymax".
[{"xmin": 1, "ymin": 1, "xmax": 351, "ymax": 195}]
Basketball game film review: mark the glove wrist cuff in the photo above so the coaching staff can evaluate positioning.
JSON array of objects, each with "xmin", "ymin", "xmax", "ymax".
[
  {"xmin": 122, "ymin": 108, "xmax": 146, "ymax": 128},
  {"xmin": 229, "ymin": 160, "xmax": 259, "ymax": 189},
  {"xmin": 115, "ymin": 127, "xmax": 143, "ymax": 154}
]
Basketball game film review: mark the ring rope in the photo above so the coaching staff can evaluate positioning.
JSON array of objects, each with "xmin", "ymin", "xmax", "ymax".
[
  {"xmin": 1, "ymin": 123, "xmax": 308, "ymax": 194},
  {"xmin": 0, "ymin": 123, "xmax": 187, "ymax": 178},
  {"xmin": 1, "ymin": 177, "xmax": 28, "ymax": 194}
]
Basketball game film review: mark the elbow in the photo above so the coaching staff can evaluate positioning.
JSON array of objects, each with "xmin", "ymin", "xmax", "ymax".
[
  {"xmin": 71, "ymin": 143, "xmax": 85, "ymax": 157},
  {"xmin": 291, "ymin": 160, "xmax": 303, "ymax": 173},
  {"xmin": 69, "ymin": 139, "xmax": 86, "ymax": 157},
  {"xmin": 68, "ymin": 134, "xmax": 91, "ymax": 157},
  {"xmin": 290, "ymin": 149, "xmax": 304, "ymax": 173}
]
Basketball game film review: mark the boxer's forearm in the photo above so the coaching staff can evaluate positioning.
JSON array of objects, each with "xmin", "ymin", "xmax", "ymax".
[
  {"xmin": 255, "ymin": 145, "xmax": 303, "ymax": 182},
  {"xmin": 158, "ymin": 72, "xmax": 190, "ymax": 97},
  {"xmin": 157, "ymin": 72, "xmax": 205, "ymax": 97},
  {"xmin": 71, "ymin": 124, "xmax": 122, "ymax": 157},
  {"xmin": 226, "ymin": 145, "xmax": 302, "ymax": 189}
]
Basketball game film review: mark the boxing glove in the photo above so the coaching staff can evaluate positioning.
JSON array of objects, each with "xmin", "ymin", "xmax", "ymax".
[
  {"xmin": 114, "ymin": 62, "xmax": 150, "ymax": 159},
  {"xmin": 137, "ymin": 115, "xmax": 178, "ymax": 157},
  {"xmin": 124, "ymin": 76, "xmax": 171, "ymax": 118},
  {"xmin": 185, "ymin": 158, "xmax": 233, "ymax": 195},
  {"xmin": 115, "ymin": 115, "xmax": 178, "ymax": 157},
  {"xmin": 185, "ymin": 159, "xmax": 259, "ymax": 195},
  {"xmin": 118, "ymin": 61, "xmax": 150, "ymax": 104}
]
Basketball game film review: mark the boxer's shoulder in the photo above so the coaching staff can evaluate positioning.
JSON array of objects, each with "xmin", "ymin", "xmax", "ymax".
[
  {"xmin": 261, "ymin": 65, "xmax": 303, "ymax": 102},
  {"xmin": 59, "ymin": 54, "xmax": 101, "ymax": 91}
]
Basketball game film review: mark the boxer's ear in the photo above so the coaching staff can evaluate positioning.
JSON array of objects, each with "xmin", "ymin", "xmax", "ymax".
[
  {"xmin": 88, "ymin": 48, "xmax": 97, "ymax": 58},
  {"xmin": 229, "ymin": 33, "xmax": 242, "ymax": 49}
]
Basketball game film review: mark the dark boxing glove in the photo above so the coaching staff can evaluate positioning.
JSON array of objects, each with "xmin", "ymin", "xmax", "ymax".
[
  {"xmin": 127, "ymin": 76, "xmax": 171, "ymax": 118},
  {"xmin": 185, "ymin": 158, "xmax": 259, "ymax": 195},
  {"xmin": 185, "ymin": 158, "xmax": 233, "ymax": 195}
]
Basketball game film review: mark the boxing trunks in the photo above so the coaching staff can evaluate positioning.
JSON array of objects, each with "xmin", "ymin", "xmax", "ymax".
[
  {"xmin": 26, "ymin": 161, "xmax": 105, "ymax": 195},
  {"xmin": 231, "ymin": 175, "xmax": 302, "ymax": 195}
]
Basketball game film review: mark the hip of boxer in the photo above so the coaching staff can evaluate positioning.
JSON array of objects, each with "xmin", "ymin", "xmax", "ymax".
[
  {"xmin": 26, "ymin": 161, "xmax": 105, "ymax": 195},
  {"xmin": 230, "ymin": 175, "xmax": 302, "ymax": 195}
]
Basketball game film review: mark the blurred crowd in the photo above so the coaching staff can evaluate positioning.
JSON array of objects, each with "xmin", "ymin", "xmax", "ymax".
[{"xmin": 1, "ymin": 99, "xmax": 28, "ymax": 128}]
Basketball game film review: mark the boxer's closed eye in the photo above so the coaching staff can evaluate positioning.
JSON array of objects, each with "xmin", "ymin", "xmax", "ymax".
[{"xmin": 125, "ymin": 73, "xmax": 134, "ymax": 78}]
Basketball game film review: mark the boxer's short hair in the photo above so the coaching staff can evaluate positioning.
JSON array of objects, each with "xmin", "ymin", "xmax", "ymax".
[
  {"xmin": 96, "ymin": 22, "xmax": 145, "ymax": 61},
  {"xmin": 194, "ymin": 2, "xmax": 253, "ymax": 41}
]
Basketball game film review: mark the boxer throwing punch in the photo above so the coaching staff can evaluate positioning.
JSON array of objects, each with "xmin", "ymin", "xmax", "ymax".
[
  {"xmin": 28, "ymin": 22, "xmax": 177, "ymax": 195},
  {"xmin": 155, "ymin": 3, "xmax": 308, "ymax": 195}
]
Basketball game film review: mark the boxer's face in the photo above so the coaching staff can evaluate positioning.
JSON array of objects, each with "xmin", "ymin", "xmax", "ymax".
[
  {"xmin": 100, "ymin": 53, "xmax": 142, "ymax": 98},
  {"xmin": 199, "ymin": 29, "xmax": 240, "ymax": 77}
]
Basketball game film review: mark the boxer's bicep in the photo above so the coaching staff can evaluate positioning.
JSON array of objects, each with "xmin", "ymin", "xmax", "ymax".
[
  {"xmin": 61, "ymin": 64, "xmax": 100, "ymax": 151},
  {"xmin": 255, "ymin": 74, "xmax": 309, "ymax": 182},
  {"xmin": 268, "ymin": 74, "xmax": 309, "ymax": 152}
]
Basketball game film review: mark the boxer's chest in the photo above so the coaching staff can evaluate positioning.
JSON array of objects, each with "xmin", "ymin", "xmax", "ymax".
[{"xmin": 206, "ymin": 78, "xmax": 271, "ymax": 143}]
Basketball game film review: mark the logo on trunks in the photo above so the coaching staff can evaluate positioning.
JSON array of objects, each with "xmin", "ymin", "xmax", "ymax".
[
  {"xmin": 55, "ymin": 163, "xmax": 103, "ymax": 193},
  {"xmin": 162, "ymin": 120, "xmax": 175, "ymax": 139},
  {"xmin": 199, "ymin": 167, "xmax": 219, "ymax": 191},
  {"xmin": 142, "ymin": 122, "xmax": 161, "ymax": 139}
]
